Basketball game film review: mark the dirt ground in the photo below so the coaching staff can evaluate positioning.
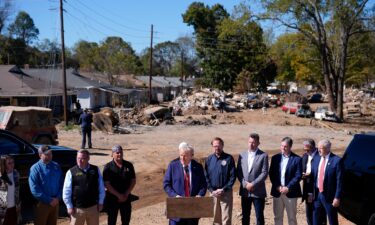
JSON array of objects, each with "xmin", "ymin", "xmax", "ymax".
[{"xmin": 56, "ymin": 106, "xmax": 374, "ymax": 225}]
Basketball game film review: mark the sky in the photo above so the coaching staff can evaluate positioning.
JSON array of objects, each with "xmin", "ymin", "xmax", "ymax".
[{"xmin": 10, "ymin": 0, "xmax": 259, "ymax": 54}]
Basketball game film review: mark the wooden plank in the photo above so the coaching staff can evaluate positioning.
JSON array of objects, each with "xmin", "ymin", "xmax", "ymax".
[{"xmin": 166, "ymin": 197, "xmax": 214, "ymax": 218}]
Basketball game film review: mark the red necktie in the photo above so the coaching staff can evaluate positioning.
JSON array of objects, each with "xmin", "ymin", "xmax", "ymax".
[
  {"xmin": 184, "ymin": 166, "xmax": 190, "ymax": 197},
  {"xmin": 318, "ymin": 157, "xmax": 326, "ymax": 192}
]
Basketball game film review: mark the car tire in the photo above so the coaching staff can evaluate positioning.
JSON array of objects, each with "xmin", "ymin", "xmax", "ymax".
[
  {"xmin": 35, "ymin": 136, "xmax": 53, "ymax": 145},
  {"xmin": 369, "ymin": 213, "xmax": 375, "ymax": 225}
]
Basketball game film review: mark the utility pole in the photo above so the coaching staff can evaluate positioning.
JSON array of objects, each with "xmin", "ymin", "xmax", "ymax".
[
  {"xmin": 148, "ymin": 24, "xmax": 153, "ymax": 104},
  {"xmin": 60, "ymin": 0, "xmax": 68, "ymax": 126},
  {"xmin": 180, "ymin": 51, "xmax": 184, "ymax": 94}
]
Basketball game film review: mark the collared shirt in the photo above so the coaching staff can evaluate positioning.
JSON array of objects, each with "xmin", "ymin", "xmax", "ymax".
[
  {"xmin": 62, "ymin": 165, "xmax": 105, "ymax": 209},
  {"xmin": 306, "ymin": 149, "xmax": 317, "ymax": 174},
  {"xmin": 205, "ymin": 152, "xmax": 236, "ymax": 192},
  {"xmin": 280, "ymin": 154, "xmax": 290, "ymax": 186},
  {"xmin": 247, "ymin": 149, "xmax": 258, "ymax": 173},
  {"xmin": 103, "ymin": 159, "xmax": 136, "ymax": 195},
  {"xmin": 181, "ymin": 162, "xmax": 191, "ymax": 186},
  {"xmin": 317, "ymin": 153, "xmax": 330, "ymax": 188},
  {"xmin": 29, "ymin": 160, "xmax": 63, "ymax": 204}
]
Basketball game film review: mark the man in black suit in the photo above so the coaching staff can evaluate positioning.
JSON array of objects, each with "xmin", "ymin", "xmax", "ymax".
[
  {"xmin": 301, "ymin": 139, "xmax": 319, "ymax": 225},
  {"xmin": 269, "ymin": 137, "xmax": 302, "ymax": 225}
]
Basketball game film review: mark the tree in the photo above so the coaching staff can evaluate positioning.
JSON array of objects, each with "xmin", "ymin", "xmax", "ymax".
[
  {"xmin": 8, "ymin": 11, "xmax": 39, "ymax": 44},
  {"xmin": 97, "ymin": 37, "xmax": 143, "ymax": 84},
  {"xmin": 261, "ymin": 0, "xmax": 375, "ymax": 119},
  {"xmin": 270, "ymin": 33, "xmax": 323, "ymax": 88},
  {"xmin": 183, "ymin": 2, "xmax": 275, "ymax": 90},
  {"xmin": 73, "ymin": 40, "xmax": 100, "ymax": 71},
  {"xmin": 0, "ymin": 0, "xmax": 12, "ymax": 34}
]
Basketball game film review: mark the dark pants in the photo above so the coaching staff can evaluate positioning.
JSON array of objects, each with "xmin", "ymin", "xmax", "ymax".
[
  {"xmin": 241, "ymin": 196, "xmax": 265, "ymax": 225},
  {"xmin": 106, "ymin": 201, "xmax": 131, "ymax": 225},
  {"xmin": 306, "ymin": 201, "xmax": 314, "ymax": 225},
  {"xmin": 2, "ymin": 207, "xmax": 17, "ymax": 225},
  {"xmin": 81, "ymin": 127, "xmax": 92, "ymax": 149},
  {"xmin": 313, "ymin": 193, "xmax": 337, "ymax": 225},
  {"xmin": 169, "ymin": 218, "xmax": 199, "ymax": 225}
]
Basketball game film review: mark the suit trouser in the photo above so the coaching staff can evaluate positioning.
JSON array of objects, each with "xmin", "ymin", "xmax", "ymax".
[
  {"xmin": 273, "ymin": 194, "xmax": 298, "ymax": 225},
  {"xmin": 81, "ymin": 127, "xmax": 92, "ymax": 148},
  {"xmin": 305, "ymin": 201, "xmax": 314, "ymax": 225},
  {"xmin": 169, "ymin": 218, "xmax": 199, "ymax": 225},
  {"xmin": 34, "ymin": 201, "xmax": 59, "ymax": 225},
  {"xmin": 213, "ymin": 190, "xmax": 233, "ymax": 225},
  {"xmin": 313, "ymin": 193, "xmax": 338, "ymax": 225},
  {"xmin": 241, "ymin": 196, "xmax": 265, "ymax": 225},
  {"xmin": 70, "ymin": 205, "xmax": 99, "ymax": 225}
]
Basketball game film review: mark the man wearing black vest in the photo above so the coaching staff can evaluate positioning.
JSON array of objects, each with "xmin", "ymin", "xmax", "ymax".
[{"xmin": 62, "ymin": 149, "xmax": 105, "ymax": 225}]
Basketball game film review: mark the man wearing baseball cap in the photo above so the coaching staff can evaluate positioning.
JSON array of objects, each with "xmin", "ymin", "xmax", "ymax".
[
  {"xmin": 29, "ymin": 145, "xmax": 63, "ymax": 225},
  {"xmin": 103, "ymin": 145, "xmax": 136, "ymax": 225}
]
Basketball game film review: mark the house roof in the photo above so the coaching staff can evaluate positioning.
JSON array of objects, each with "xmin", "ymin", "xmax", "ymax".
[
  {"xmin": 135, "ymin": 76, "xmax": 194, "ymax": 88},
  {"xmin": 0, "ymin": 65, "xmax": 64, "ymax": 97},
  {"xmin": 23, "ymin": 68, "xmax": 112, "ymax": 90}
]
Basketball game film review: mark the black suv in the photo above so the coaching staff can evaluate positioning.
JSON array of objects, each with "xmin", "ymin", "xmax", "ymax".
[
  {"xmin": 339, "ymin": 133, "xmax": 375, "ymax": 225},
  {"xmin": 0, "ymin": 129, "xmax": 77, "ymax": 199}
]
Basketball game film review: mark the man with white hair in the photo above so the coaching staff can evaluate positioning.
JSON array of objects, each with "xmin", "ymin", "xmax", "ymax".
[
  {"xmin": 312, "ymin": 140, "xmax": 342, "ymax": 225},
  {"xmin": 163, "ymin": 142, "xmax": 207, "ymax": 225}
]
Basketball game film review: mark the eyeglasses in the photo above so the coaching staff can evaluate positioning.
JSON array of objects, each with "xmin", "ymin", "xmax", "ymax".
[{"xmin": 113, "ymin": 151, "xmax": 123, "ymax": 154}]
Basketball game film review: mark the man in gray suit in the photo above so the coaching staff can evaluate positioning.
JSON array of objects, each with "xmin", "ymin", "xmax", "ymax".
[{"xmin": 237, "ymin": 133, "xmax": 269, "ymax": 225}]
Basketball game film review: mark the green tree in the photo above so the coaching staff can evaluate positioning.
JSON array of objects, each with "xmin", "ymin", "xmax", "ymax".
[
  {"xmin": 73, "ymin": 40, "xmax": 100, "ymax": 71},
  {"xmin": 8, "ymin": 11, "xmax": 39, "ymax": 44},
  {"xmin": 0, "ymin": 0, "xmax": 12, "ymax": 34},
  {"xmin": 97, "ymin": 37, "xmax": 143, "ymax": 84},
  {"xmin": 183, "ymin": 2, "xmax": 275, "ymax": 91},
  {"xmin": 261, "ymin": 0, "xmax": 375, "ymax": 119}
]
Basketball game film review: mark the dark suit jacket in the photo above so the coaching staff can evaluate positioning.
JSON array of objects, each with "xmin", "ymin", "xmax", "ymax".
[
  {"xmin": 302, "ymin": 150, "xmax": 319, "ymax": 202},
  {"xmin": 163, "ymin": 158, "xmax": 207, "ymax": 198},
  {"xmin": 237, "ymin": 149, "xmax": 268, "ymax": 198},
  {"xmin": 269, "ymin": 152, "xmax": 302, "ymax": 198},
  {"xmin": 312, "ymin": 153, "xmax": 342, "ymax": 203}
]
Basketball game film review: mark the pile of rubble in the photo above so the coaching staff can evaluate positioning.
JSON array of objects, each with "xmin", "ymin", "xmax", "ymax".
[
  {"xmin": 170, "ymin": 88, "xmax": 281, "ymax": 115},
  {"xmin": 344, "ymin": 88, "xmax": 375, "ymax": 118}
]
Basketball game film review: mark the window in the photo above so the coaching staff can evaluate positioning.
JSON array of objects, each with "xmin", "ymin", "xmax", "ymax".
[{"xmin": 0, "ymin": 135, "xmax": 22, "ymax": 155}]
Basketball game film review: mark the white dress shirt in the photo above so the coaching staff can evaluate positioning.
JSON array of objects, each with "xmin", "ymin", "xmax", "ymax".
[
  {"xmin": 280, "ymin": 154, "xmax": 290, "ymax": 186},
  {"xmin": 247, "ymin": 149, "xmax": 257, "ymax": 173}
]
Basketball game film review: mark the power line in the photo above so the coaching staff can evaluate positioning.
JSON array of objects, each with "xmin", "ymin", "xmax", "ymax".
[
  {"xmin": 64, "ymin": 1, "xmax": 151, "ymax": 39},
  {"xmin": 74, "ymin": 0, "xmax": 149, "ymax": 34}
]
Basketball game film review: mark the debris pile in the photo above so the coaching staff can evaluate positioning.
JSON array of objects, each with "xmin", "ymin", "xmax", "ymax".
[{"xmin": 345, "ymin": 88, "xmax": 375, "ymax": 117}]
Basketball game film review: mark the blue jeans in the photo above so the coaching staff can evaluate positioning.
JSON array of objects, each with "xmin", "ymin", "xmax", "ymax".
[
  {"xmin": 241, "ymin": 196, "xmax": 265, "ymax": 225},
  {"xmin": 81, "ymin": 127, "xmax": 92, "ymax": 148}
]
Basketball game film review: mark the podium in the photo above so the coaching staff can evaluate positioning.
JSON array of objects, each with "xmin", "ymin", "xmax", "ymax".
[{"xmin": 166, "ymin": 197, "xmax": 214, "ymax": 218}]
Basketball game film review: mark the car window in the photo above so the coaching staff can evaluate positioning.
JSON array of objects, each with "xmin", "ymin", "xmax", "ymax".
[
  {"xmin": 0, "ymin": 111, "xmax": 10, "ymax": 124},
  {"xmin": 343, "ymin": 135, "xmax": 375, "ymax": 174},
  {"xmin": 0, "ymin": 135, "xmax": 34, "ymax": 155}
]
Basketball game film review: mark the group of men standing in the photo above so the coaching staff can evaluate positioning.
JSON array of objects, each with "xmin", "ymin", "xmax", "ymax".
[
  {"xmin": 28, "ymin": 144, "xmax": 136, "ymax": 225},
  {"xmin": 163, "ymin": 134, "xmax": 342, "ymax": 225}
]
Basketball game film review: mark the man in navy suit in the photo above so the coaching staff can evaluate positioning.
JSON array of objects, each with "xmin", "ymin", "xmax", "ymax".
[
  {"xmin": 301, "ymin": 139, "xmax": 320, "ymax": 225},
  {"xmin": 312, "ymin": 140, "xmax": 342, "ymax": 225},
  {"xmin": 269, "ymin": 137, "xmax": 302, "ymax": 225},
  {"xmin": 163, "ymin": 142, "xmax": 207, "ymax": 225}
]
